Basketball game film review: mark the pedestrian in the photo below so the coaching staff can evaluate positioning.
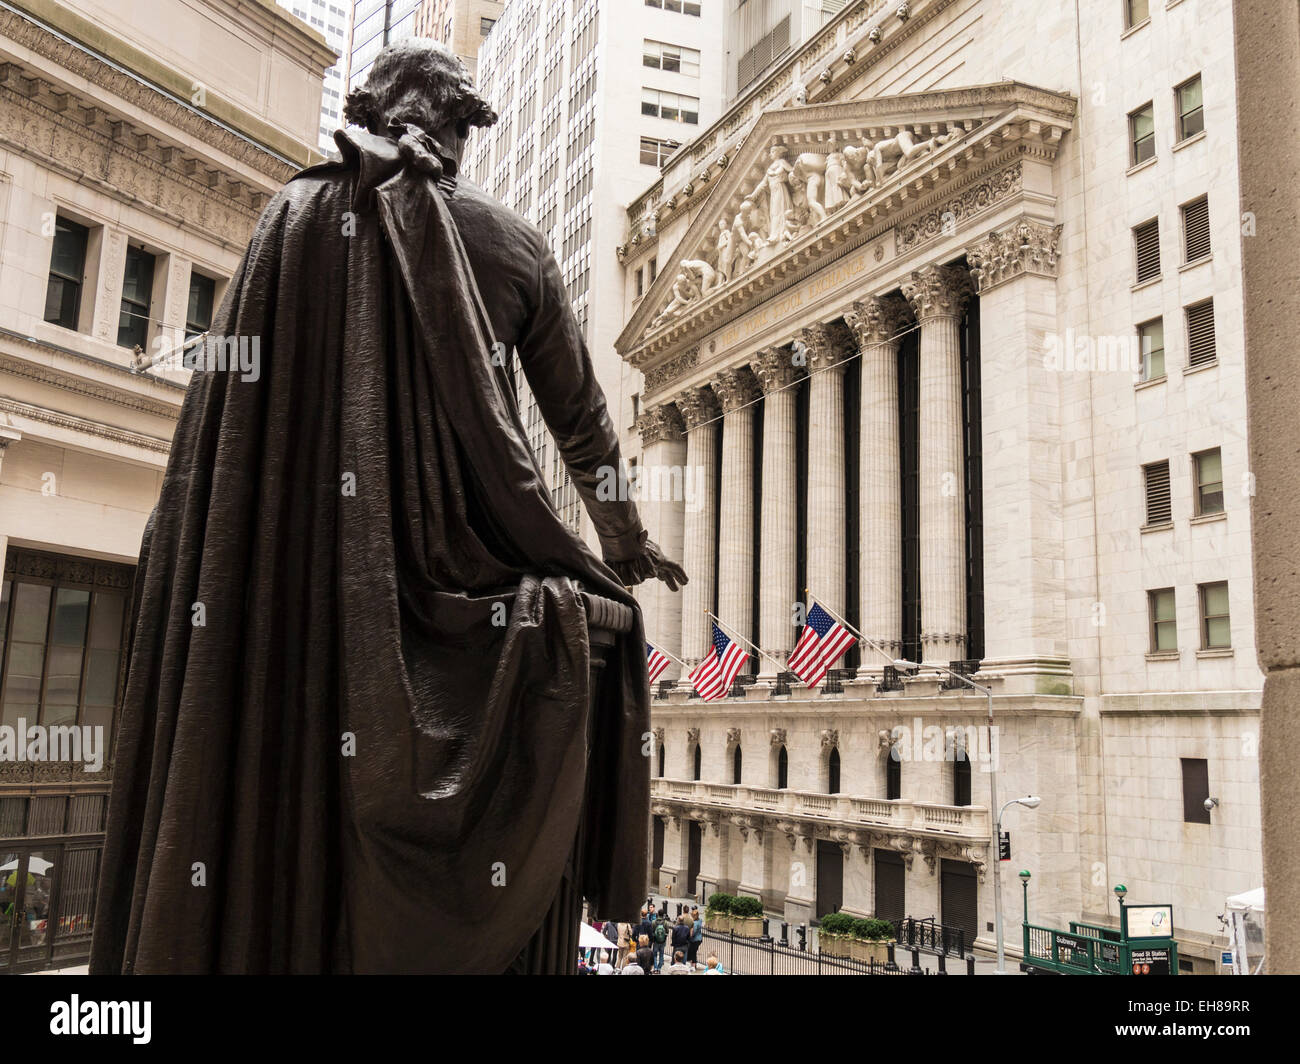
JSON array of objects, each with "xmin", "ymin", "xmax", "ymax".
[
  {"xmin": 635, "ymin": 934, "xmax": 654, "ymax": 975},
  {"xmin": 651, "ymin": 914, "xmax": 669, "ymax": 971},
  {"xmin": 688, "ymin": 906, "xmax": 704, "ymax": 964},
  {"xmin": 666, "ymin": 949, "xmax": 692, "ymax": 974},
  {"xmin": 671, "ymin": 913, "xmax": 691, "ymax": 960},
  {"xmin": 703, "ymin": 954, "xmax": 725, "ymax": 975},
  {"xmin": 619, "ymin": 951, "xmax": 645, "ymax": 975},
  {"xmin": 636, "ymin": 908, "xmax": 654, "ymax": 944},
  {"xmin": 595, "ymin": 957, "xmax": 615, "ymax": 975}
]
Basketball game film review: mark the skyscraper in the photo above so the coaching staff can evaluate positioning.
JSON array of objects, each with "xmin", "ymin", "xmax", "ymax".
[
  {"xmin": 464, "ymin": 0, "xmax": 725, "ymax": 541},
  {"xmin": 277, "ymin": 0, "xmax": 354, "ymax": 155}
]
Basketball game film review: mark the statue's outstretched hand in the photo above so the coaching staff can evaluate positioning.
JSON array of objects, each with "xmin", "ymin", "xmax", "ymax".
[{"xmin": 608, "ymin": 539, "xmax": 688, "ymax": 592}]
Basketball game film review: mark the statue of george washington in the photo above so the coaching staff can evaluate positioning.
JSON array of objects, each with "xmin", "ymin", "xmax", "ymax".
[{"xmin": 89, "ymin": 38, "xmax": 685, "ymax": 975}]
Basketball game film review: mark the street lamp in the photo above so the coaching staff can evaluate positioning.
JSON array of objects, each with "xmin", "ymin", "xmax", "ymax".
[
  {"xmin": 1020, "ymin": 870, "xmax": 1032, "ymax": 924},
  {"xmin": 894, "ymin": 658, "xmax": 1012, "ymax": 971},
  {"xmin": 992, "ymin": 796, "xmax": 1041, "ymax": 973}
]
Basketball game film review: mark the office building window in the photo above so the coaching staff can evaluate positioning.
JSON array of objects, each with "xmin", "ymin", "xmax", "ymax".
[
  {"xmin": 1149, "ymin": 588, "xmax": 1177, "ymax": 652},
  {"xmin": 1133, "ymin": 218, "xmax": 1160, "ymax": 283},
  {"xmin": 1193, "ymin": 448, "xmax": 1224, "ymax": 516},
  {"xmin": 1138, "ymin": 318, "xmax": 1165, "ymax": 381},
  {"xmin": 646, "ymin": 0, "xmax": 702, "ymax": 15},
  {"xmin": 1181, "ymin": 758, "xmax": 1211, "ymax": 824},
  {"xmin": 116, "ymin": 246, "xmax": 155, "ymax": 350},
  {"xmin": 1126, "ymin": 0, "xmax": 1150, "ymax": 29},
  {"xmin": 44, "ymin": 217, "xmax": 89, "ymax": 330},
  {"xmin": 1177, "ymin": 75, "xmax": 1204, "ymax": 140},
  {"xmin": 1185, "ymin": 299, "xmax": 1217, "ymax": 367},
  {"xmin": 641, "ymin": 88, "xmax": 699, "ymax": 124},
  {"xmin": 1143, "ymin": 460, "xmax": 1172, "ymax": 525},
  {"xmin": 640, "ymin": 136, "xmax": 680, "ymax": 167},
  {"xmin": 186, "ymin": 272, "xmax": 216, "ymax": 340},
  {"xmin": 1199, "ymin": 581, "xmax": 1231, "ymax": 649},
  {"xmin": 1129, "ymin": 102, "xmax": 1155, "ymax": 165},
  {"xmin": 643, "ymin": 40, "xmax": 701, "ymax": 77},
  {"xmin": 1182, "ymin": 196, "xmax": 1211, "ymax": 263}
]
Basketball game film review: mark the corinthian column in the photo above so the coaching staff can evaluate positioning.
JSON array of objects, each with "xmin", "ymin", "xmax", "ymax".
[
  {"xmin": 801, "ymin": 323, "xmax": 848, "ymax": 619},
  {"xmin": 846, "ymin": 295, "xmax": 911, "ymax": 668},
  {"xmin": 635, "ymin": 403, "xmax": 687, "ymax": 679},
  {"xmin": 713, "ymin": 367, "xmax": 761, "ymax": 659},
  {"xmin": 677, "ymin": 387, "xmax": 720, "ymax": 669},
  {"xmin": 903, "ymin": 264, "xmax": 972, "ymax": 664},
  {"xmin": 751, "ymin": 347, "xmax": 803, "ymax": 675}
]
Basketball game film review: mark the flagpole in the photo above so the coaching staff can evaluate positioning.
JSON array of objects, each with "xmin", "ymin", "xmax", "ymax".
[
  {"xmin": 704, "ymin": 610, "xmax": 787, "ymax": 675},
  {"xmin": 649, "ymin": 642, "xmax": 692, "ymax": 673},
  {"xmin": 803, "ymin": 587, "xmax": 896, "ymax": 669}
]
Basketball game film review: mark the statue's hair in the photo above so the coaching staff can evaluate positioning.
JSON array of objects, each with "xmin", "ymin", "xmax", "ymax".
[{"xmin": 343, "ymin": 38, "xmax": 498, "ymax": 139}]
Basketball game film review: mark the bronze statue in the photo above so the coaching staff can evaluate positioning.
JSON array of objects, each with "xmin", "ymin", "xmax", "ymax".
[{"xmin": 89, "ymin": 39, "xmax": 685, "ymax": 974}]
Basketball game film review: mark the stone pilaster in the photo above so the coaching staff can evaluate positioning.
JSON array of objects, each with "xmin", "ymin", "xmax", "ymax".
[
  {"xmin": 903, "ymin": 263, "xmax": 972, "ymax": 665},
  {"xmin": 846, "ymin": 295, "xmax": 911, "ymax": 668},
  {"xmin": 752, "ymin": 347, "xmax": 803, "ymax": 675},
  {"xmin": 635, "ymin": 403, "xmax": 687, "ymax": 679},
  {"xmin": 801, "ymin": 322, "xmax": 849, "ymax": 619},
  {"xmin": 965, "ymin": 219, "xmax": 1069, "ymax": 680},
  {"xmin": 676, "ymin": 386, "xmax": 720, "ymax": 668},
  {"xmin": 713, "ymin": 366, "xmax": 761, "ymax": 659}
]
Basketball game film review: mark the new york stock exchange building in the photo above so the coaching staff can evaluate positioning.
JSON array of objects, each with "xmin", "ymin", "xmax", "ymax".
[{"xmin": 614, "ymin": 0, "xmax": 1258, "ymax": 973}]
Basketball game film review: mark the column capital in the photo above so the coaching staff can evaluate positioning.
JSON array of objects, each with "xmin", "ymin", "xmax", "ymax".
[
  {"xmin": 902, "ymin": 263, "xmax": 973, "ymax": 321},
  {"xmin": 676, "ymin": 386, "xmax": 720, "ymax": 430},
  {"xmin": 750, "ymin": 346, "xmax": 805, "ymax": 393},
  {"xmin": 965, "ymin": 217, "xmax": 1063, "ymax": 293},
  {"xmin": 711, "ymin": 365, "xmax": 761, "ymax": 412},
  {"xmin": 798, "ymin": 322, "xmax": 851, "ymax": 373},
  {"xmin": 846, "ymin": 294, "xmax": 912, "ymax": 347},
  {"xmin": 635, "ymin": 403, "xmax": 685, "ymax": 446}
]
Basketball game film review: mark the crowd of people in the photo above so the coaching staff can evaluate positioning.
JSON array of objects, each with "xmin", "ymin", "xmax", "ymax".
[{"xmin": 578, "ymin": 904, "xmax": 726, "ymax": 975}]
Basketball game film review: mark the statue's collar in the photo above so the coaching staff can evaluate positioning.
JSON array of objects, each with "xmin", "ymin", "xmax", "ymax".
[{"xmin": 296, "ymin": 125, "xmax": 459, "ymax": 209}]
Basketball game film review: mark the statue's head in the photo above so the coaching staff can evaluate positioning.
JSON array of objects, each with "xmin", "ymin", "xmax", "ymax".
[{"xmin": 343, "ymin": 38, "xmax": 498, "ymax": 157}]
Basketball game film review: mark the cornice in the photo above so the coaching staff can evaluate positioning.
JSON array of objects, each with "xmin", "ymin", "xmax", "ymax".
[
  {"xmin": 0, "ymin": 81, "xmax": 263, "ymax": 248},
  {"xmin": 0, "ymin": 4, "xmax": 310, "ymax": 179},
  {"xmin": 0, "ymin": 349, "xmax": 182, "ymax": 420},
  {"xmin": 0, "ymin": 396, "xmax": 171, "ymax": 453}
]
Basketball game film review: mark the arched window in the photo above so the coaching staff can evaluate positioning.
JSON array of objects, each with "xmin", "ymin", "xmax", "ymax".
[
  {"xmin": 693, "ymin": 743, "xmax": 702, "ymax": 781},
  {"xmin": 732, "ymin": 744, "xmax": 743, "ymax": 785},
  {"xmin": 953, "ymin": 745, "xmax": 971, "ymax": 807},
  {"xmin": 657, "ymin": 742, "xmax": 666, "ymax": 778},
  {"xmin": 886, "ymin": 746, "xmax": 901, "ymax": 800},
  {"xmin": 777, "ymin": 745, "xmax": 789, "ymax": 790},
  {"xmin": 827, "ymin": 748, "xmax": 841, "ymax": 795}
]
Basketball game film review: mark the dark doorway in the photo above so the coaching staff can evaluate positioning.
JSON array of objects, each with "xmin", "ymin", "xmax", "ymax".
[
  {"xmin": 652, "ymin": 816, "xmax": 665, "ymax": 879},
  {"xmin": 815, "ymin": 841, "xmax": 843, "ymax": 921},
  {"xmin": 874, "ymin": 848, "xmax": 906, "ymax": 922},
  {"xmin": 776, "ymin": 745, "xmax": 788, "ymax": 789},
  {"xmin": 686, "ymin": 821, "xmax": 702, "ymax": 897},
  {"xmin": 941, "ymin": 859, "xmax": 979, "ymax": 945},
  {"xmin": 732, "ymin": 745, "xmax": 742, "ymax": 784},
  {"xmin": 827, "ymin": 748, "xmax": 840, "ymax": 794}
]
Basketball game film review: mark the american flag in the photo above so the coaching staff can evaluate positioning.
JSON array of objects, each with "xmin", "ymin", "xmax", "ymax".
[
  {"xmin": 647, "ymin": 643, "xmax": 671, "ymax": 684},
  {"xmin": 689, "ymin": 621, "xmax": 749, "ymax": 702},
  {"xmin": 786, "ymin": 603, "xmax": 857, "ymax": 687}
]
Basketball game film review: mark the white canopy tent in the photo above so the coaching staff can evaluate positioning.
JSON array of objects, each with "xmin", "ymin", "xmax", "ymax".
[{"xmin": 1224, "ymin": 887, "xmax": 1265, "ymax": 974}]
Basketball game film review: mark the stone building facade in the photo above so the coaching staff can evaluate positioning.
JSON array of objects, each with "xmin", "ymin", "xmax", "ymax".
[
  {"xmin": 0, "ymin": 0, "xmax": 330, "ymax": 971},
  {"xmin": 615, "ymin": 0, "xmax": 1259, "ymax": 972}
]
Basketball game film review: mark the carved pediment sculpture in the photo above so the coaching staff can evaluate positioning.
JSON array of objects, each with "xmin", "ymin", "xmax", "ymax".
[
  {"xmin": 644, "ymin": 121, "xmax": 970, "ymax": 331},
  {"xmin": 619, "ymin": 82, "xmax": 1077, "ymax": 367}
]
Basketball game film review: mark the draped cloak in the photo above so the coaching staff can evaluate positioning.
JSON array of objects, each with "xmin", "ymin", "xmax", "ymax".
[{"xmin": 88, "ymin": 127, "xmax": 652, "ymax": 974}]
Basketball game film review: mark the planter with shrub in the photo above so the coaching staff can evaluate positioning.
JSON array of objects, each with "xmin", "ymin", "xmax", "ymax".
[
  {"xmin": 729, "ymin": 894, "xmax": 764, "ymax": 937},
  {"xmin": 705, "ymin": 892, "xmax": 734, "ymax": 934},
  {"xmin": 818, "ymin": 913, "xmax": 895, "ymax": 963}
]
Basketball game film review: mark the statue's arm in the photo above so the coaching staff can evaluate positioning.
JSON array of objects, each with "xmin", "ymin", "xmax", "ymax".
[{"xmin": 516, "ymin": 240, "xmax": 687, "ymax": 591}]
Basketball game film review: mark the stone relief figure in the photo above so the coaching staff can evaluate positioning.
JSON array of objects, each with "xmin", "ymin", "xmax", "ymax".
[
  {"xmin": 868, "ymin": 127, "xmax": 959, "ymax": 184},
  {"xmin": 652, "ymin": 259, "xmax": 719, "ymax": 327},
  {"xmin": 730, "ymin": 197, "xmax": 762, "ymax": 276},
  {"xmin": 793, "ymin": 152, "xmax": 829, "ymax": 226},
  {"xmin": 824, "ymin": 136, "xmax": 850, "ymax": 212},
  {"xmin": 842, "ymin": 142, "xmax": 876, "ymax": 196},
  {"xmin": 761, "ymin": 144, "xmax": 796, "ymax": 244},
  {"xmin": 714, "ymin": 217, "xmax": 733, "ymax": 285}
]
